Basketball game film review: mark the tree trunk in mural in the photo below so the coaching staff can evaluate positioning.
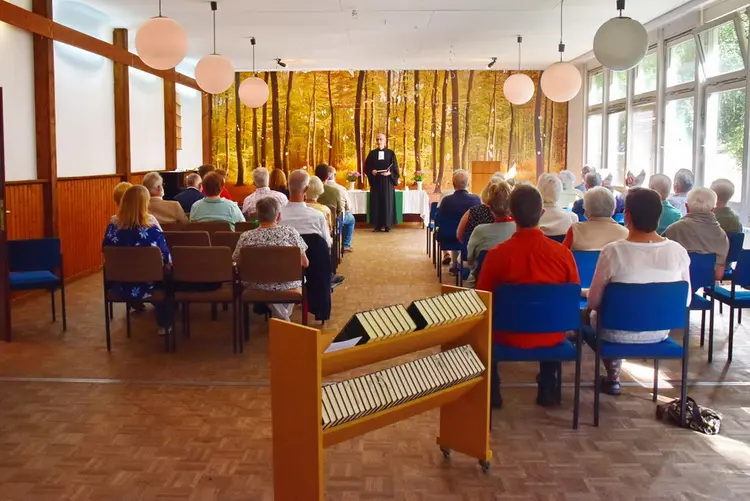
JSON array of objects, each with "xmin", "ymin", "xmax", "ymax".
[
  {"xmin": 363, "ymin": 75, "xmax": 369, "ymax": 163},
  {"xmin": 413, "ymin": 70, "xmax": 421, "ymax": 174},
  {"xmin": 252, "ymin": 107, "xmax": 259, "ymax": 168},
  {"xmin": 282, "ymin": 72, "xmax": 294, "ymax": 173},
  {"xmin": 402, "ymin": 72, "xmax": 408, "ymax": 172},
  {"xmin": 270, "ymin": 72, "xmax": 282, "ymax": 172},
  {"xmin": 431, "ymin": 70, "xmax": 438, "ymax": 184},
  {"xmin": 305, "ymin": 74, "xmax": 313, "ymax": 166},
  {"xmin": 485, "ymin": 72, "xmax": 497, "ymax": 160},
  {"xmin": 547, "ymin": 102, "xmax": 554, "ymax": 171},
  {"xmin": 507, "ymin": 104, "xmax": 515, "ymax": 168},
  {"xmin": 436, "ymin": 71, "xmax": 449, "ymax": 193},
  {"xmin": 261, "ymin": 72, "xmax": 269, "ymax": 167},
  {"xmin": 534, "ymin": 76, "xmax": 544, "ymax": 179},
  {"xmin": 385, "ymin": 70, "xmax": 391, "ymax": 144},
  {"xmin": 369, "ymin": 81, "xmax": 375, "ymax": 148},
  {"xmin": 311, "ymin": 74, "xmax": 317, "ymax": 166},
  {"xmin": 234, "ymin": 72, "xmax": 245, "ymax": 185},
  {"xmin": 354, "ymin": 70, "xmax": 365, "ymax": 178},
  {"xmin": 462, "ymin": 70, "xmax": 474, "ymax": 171},
  {"xmin": 327, "ymin": 71, "xmax": 334, "ymax": 165},
  {"xmin": 450, "ymin": 70, "xmax": 460, "ymax": 174}
]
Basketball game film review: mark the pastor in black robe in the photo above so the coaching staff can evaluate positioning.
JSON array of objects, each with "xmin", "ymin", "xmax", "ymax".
[{"xmin": 365, "ymin": 147, "xmax": 400, "ymax": 230}]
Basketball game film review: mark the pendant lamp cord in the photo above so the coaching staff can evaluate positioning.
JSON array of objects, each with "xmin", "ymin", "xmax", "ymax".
[
  {"xmin": 211, "ymin": 1, "xmax": 217, "ymax": 54},
  {"xmin": 158, "ymin": 0, "xmax": 162, "ymax": 17},
  {"xmin": 617, "ymin": 0, "xmax": 625, "ymax": 17},
  {"xmin": 251, "ymin": 37, "xmax": 257, "ymax": 74},
  {"xmin": 558, "ymin": 0, "xmax": 565, "ymax": 62},
  {"xmin": 517, "ymin": 35, "xmax": 522, "ymax": 71}
]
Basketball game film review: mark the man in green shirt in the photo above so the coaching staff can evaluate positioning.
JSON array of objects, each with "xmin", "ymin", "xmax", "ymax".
[
  {"xmin": 711, "ymin": 179, "xmax": 743, "ymax": 233},
  {"xmin": 314, "ymin": 164, "xmax": 343, "ymax": 218},
  {"xmin": 649, "ymin": 174, "xmax": 682, "ymax": 234}
]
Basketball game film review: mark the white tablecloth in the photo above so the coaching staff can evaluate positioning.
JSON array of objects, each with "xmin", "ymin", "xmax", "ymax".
[{"xmin": 347, "ymin": 190, "xmax": 431, "ymax": 222}]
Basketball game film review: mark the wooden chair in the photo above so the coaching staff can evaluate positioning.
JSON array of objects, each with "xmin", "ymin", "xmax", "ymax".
[
  {"xmin": 161, "ymin": 222, "xmax": 185, "ymax": 232},
  {"xmin": 171, "ymin": 246, "xmax": 239, "ymax": 352},
  {"xmin": 235, "ymin": 221, "xmax": 258, "ymax": 232},
  {"xmin": 237, "ymin": 246, "xmax": 307, "ymax": 346},
  {"xmin": 163, "ymin": 231, "xmax": 211, "ymax": 250},
  {"xmin": 324, "ymin": 204, "xmax": 340, "ymax": 270},
  {"xmin": 102, "ymin": 246, "xmax": 171, "ymax": 352},
  {"xmin": 212, "ymin": 231, "xmax": 242, "ymax": 252},
  {"xmin": 184, "ymin": 221, "xmax": 231, "ymax": 234}
]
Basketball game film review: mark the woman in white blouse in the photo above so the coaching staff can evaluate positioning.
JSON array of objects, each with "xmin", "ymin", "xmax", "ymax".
[
  {"xmin": 537, "ymin": 173, "xmax": 578, "ymax": 237},
  {"xmin": 585, "ymin": 187, "xmax": 691, "ymax": 396}
]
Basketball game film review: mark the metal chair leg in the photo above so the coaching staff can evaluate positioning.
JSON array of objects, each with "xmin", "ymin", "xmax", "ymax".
[
  {"xmin": 708, "ymin": 298, "xmax": 715, "ymax": 363},
  {"xmin": 125, "ymin": 306, "xmax": 131, "ymax": 338},
  {"xmin": 652, "ymin": 359, "xmax": 659, "ymax": 402},
  {"xmin": 594, "ymin": 347, "xmax": 601, "ymax": 427},
  {"xmin": 729, "ymin": 305, "xmax": 735, "ymax": 362},
  {"xmin": 700, "ymin": 310, "xmax": 706, "ymax": 347},
  {"xmin": 211, "ymin": 303, "xmax": 218, "ymax": 321},
  {"xmin": 244, "ymin": 303, "xmax": 251, "ymax": 341},
  {"xmin": 109, "ymin": 302, "xmax": 114, "ymax": 319},
  {"xmin": 680, "ymin": 334, "xmax": 690, "ymax": 428},
  {"xmin": 60, "ymin": 284, "xmax": 67, "ymax": 331},
  {"xmin": 573, "ymin": 333, "xmax": 582, "ymax": 430},
  {"xmin": 232, "ymin": 299, "xmax": 238, "ymax": 354},
  {"xmin": 739, "ymin": 308, "xmax": 743, "ymax": 324},
  {"xmin": 104, "ymin": 300, "xmax": 111, "ymax": 352},
  {"xmin": 50, "ymin": 290, "xmax": 56, "ymax": 322}
]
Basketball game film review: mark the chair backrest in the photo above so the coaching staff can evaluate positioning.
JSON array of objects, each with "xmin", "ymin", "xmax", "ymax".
[
  {"xmin": 436, "ymin": 215, "xmax": 462, "ymax": 241},
  {"xmin": 475, "ymin": 250, "xmax": 489, "ymax": 279},
  {"xmin": 429, "ymin": 202, "xmax": 438, "ymax": 221},
  {"xmin": 547, "ymin": 234, "xmax": 565, "ymax": 243},
  {"xmin": 726, "ymin": 231, "xmax": 745, "ymax": 265},
  {"xmin": 573, "ymin": 251, "xmax": 600, "ymax": 289},
  {"xmin": 613, "ymin": 213, "xmax": 625, "ymax": 224},
  {"xmin": 184, "ymin": 221, "xmax": 231, "ymax": 234},
  {"xmin": 212, "ymin": 231, "xmax": 242, "ymax": 251},
  {"xmin": 8, "ymin": 238, "xmax": 61, "ymax": 272},
  {"xmin": 239, "ymin": 246, "xmax": 302, "ymax": 284},
  {"xmin": 171, "ymin": 246, "xmax": 234, "ymax": 283},
  {"xmin": 688, "ymin": 252, "xmax": 716, "ymax": 292},
  {"xmin": 103, "ymin": 246, "xmax": 164, "ymax": 283},
  {"xmin": 163, "ymin": 231, "xmax": 211, "ymax": 250},
  {"xmin": 731, "ymin": 249, "xmax": 750, "ymax": 287},
  {"xmin": 493, "ymin": 283, "xmax": 581, "ymax": 333},
  {"xmin": 160, "ymin": 222, "xmax": 185, "ymax": 232},
  {"xmin": 598, "ymin": 282, "xmax": 689, "ymax": 332},
  {"xmin": 235, "ymin": 221, "xmax": 258, "ymax": 232}
]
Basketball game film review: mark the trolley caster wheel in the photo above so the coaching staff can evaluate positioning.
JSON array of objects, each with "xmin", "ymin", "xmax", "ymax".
[
  {"xmin": 440, "ymin": 446, "xmax": 452, "ymax": 459},
  {"xmin": 479, "ymin": 460, "xmax": 490, "ymax": 473}
]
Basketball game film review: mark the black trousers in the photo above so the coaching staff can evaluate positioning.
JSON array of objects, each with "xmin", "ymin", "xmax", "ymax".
[{"xmin": 491, "ymin": 361, "xmax": 558, "ymax": 397}]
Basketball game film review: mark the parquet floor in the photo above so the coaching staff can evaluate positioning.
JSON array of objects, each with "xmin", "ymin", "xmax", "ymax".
[{"xmin": 2, "ymin": 226, "xmax": 750, "ymax": 500}]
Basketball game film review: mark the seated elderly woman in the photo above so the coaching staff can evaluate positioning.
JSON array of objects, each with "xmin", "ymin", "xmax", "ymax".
[
  {"xmin": 305, "ymin": 176, "xmax": 333, "ymax": 232},
  {"xmin": 563, "ymin": 187, "xmax": 628, "ymax": 251},
  {"xmin": 664, "ymin": 187, "xmax": 729, "ymax": 280},
  {"xmin": 103, "ymin": 185, "xmax": 173, "ymax": 335},
  {"xmin": 189, "ymin": 172, "xmax": 245, "ymax": 230},
  {"xmin": 585, "ymin": 187, "xmax": 691, "ymax": 396},
  {"xmin": 537, "ymin": 173, "xmax": 578, "ymax": 237},
  {"xmin": 232, "ymin": 197, "xmax": 309, "ymax": 322},
  {"xmin": 558, "ymin": 170, "xmax": 583, "ymax": 208},
  {"xmin": 112, "ymin": 181, "xmax": 161, "ymax": 230},
  {"xmin": 465, "ymin": 181, "xmax": 514, "ymax": 287},
  {"xmin": 456, "ymin": 172, "xmax": 506, "ymax": 243}
]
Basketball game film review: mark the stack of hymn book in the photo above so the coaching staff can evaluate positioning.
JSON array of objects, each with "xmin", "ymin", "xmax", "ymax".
[
  {"xmin": 406, "ymin": 290, "xmax": 487, "ymax": 330},
  {"xmin": 333, "ymin": 305, "xmax": 418, "ymax": 345},
  {"xmin": 321, "ymin": 345, "xmax": 485, "ymax": 429}
]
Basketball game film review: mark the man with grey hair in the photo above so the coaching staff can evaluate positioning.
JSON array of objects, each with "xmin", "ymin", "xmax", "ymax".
[
  {"xmin": 572, "ymin": 171, "xmax": 624, "ymax": 220},
  {"xmin": 365, "ymin": 132, "xmax": 400, "ymax": 232},
  {"xmin": 648, "ymin": 174, "xmax": 682, "ymax": 234},
  {"xmin": 242, "ymin": 167, "xmax": 288, "ymax": 218},
  {"xmin": 665, "ymin": 187, "xmax": 729, "ymax": 279},
  {"xmin": 173, "ymin": 172, "xmax": 205, "ymax": 213},
  {"xmin": 710, "ymin": 178, "xmax": 743, "ymax": 233},
  {"xmin": 668, "ymin": 168, "xmax": 694, "ymax": 216},
  {"xmin": 438, "ymin": 169, "xmax": 481, "ymax": 274},
  {"xmin": 142, "ymin": 171, "xmax": 187, "ymax": 225},
  {"xmin": 575, "ymin": 165, "xmax": 595, "ymax": 192},
  {"xmin": 564, "ymin": 186, "xmax": 628, "ymax": 251}
]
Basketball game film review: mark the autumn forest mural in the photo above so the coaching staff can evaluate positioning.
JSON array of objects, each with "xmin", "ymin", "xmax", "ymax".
[{"xmin": 211, "ymin": 70, "xmax": 568, "ymax": 192}]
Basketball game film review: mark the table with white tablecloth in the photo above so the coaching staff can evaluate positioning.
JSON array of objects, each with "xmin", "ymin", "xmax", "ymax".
[{"xmin": 347, "ymin": 189, "xmax": 431, "ymax": 223}]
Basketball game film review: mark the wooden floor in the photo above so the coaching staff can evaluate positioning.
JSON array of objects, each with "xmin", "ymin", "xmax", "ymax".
[{"xmin": 2, "ymin": 227, "xmax": 750, "ymax": 500}]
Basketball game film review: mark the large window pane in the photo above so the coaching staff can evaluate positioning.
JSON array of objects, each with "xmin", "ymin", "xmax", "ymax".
[
  {"xmin": 699, "ymin": 21, "xmax": 744, "ymax": 78},
  {"xmin": 705, "ymin": 88, "xmax": 745, "ymax": 202},
  {"xmin": 587, "ymin": 114, "xmax": 602, "ymax": 169},
  {"xmin": 588, "ymin": 72, "xmax": 603, "ymax": 106},
  {"xmin": 663, "ymin": 97, "xmax": 695, "ymax": 181},
  {"xmin": 631, "ymin": 104, "xmax": 656, "ymax": 177},
  {"xmin": 607, "ymin": 111, "xmax": 627, "ymax": 186},
  {"xmin": 634, "ymin": 52, "xmax": 657, "ymax": 95},
  {"xmin": 667, "ymin": 38, "xmax": 696, "ymax": 87},
  {"xmin": 609, "ymin": 71, "xmax": 627, "ymax": 101}
]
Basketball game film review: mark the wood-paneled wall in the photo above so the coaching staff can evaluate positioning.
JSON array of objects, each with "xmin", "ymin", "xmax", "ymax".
[
  {"xmin": 6, "ymin": 182, "xmax": 46, "ymax": 241},
  {"xmin": 57, "ymin": 175, "xmax": 120, "ymax": 279},
  {"xmin": 129, "ymin": 173, "xmax": 145, "ymax": 185}
]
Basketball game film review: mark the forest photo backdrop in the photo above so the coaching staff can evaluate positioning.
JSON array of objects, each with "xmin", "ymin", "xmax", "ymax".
[{"xmin": 211, "ymin": 69, "xmax": 568, "ymax": 192}]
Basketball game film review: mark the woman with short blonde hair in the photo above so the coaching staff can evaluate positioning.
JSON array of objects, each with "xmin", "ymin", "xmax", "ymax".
[
  {"xmin": 457, "ymin": 175, "xmax": 507, "ymax": 243},
  {"xmin": 305, "ymin": 176, "xmax": 333, "ymax": 230},
  {"xmin": 112, "ymin": 182, "xmax": 132, "ymax": 206}
]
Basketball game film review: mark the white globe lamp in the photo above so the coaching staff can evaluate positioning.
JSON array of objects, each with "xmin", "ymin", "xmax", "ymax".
[
  {"xmin": 195, "ymin": 54, "xmax": 235, "ymax": 94},
  {"xmin": 239, "ymin": 76, "xmax": 269, "ymax": 108},
  {"xmin": 593, "ymin": 14, "xmax": 648, "ymax": 71},
  {"xmin": 503, "ymin": 73, "xmax": 534, "ymax": 105},
  {"xmin": 541, "ymin": 61, "xmax": 581, "ymax": 103},
  {"xmin": 135, "ymin": 16, "xmax": 188, "ymax": 71}
]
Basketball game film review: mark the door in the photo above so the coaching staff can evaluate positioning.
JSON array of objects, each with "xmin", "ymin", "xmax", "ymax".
[{"xmin": 0, "ymin": 88, "xmax": 10, "ymax": 342}]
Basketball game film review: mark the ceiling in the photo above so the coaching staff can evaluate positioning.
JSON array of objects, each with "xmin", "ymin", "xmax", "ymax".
[{"xmin": 58, "ymin": 0, "xmax": 695, "ymax": 73}]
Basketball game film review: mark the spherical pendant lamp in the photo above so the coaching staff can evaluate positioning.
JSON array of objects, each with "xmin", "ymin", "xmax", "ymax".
[
  {"xmin": 540, "ymin": 0, "xmax": 581, "ymax": 103},
  {"xmin": 503, "ymin": 36, "xmax": 535, "ymax": 105},
  {"xmin": 195, "ymin": 2, "xmax": 235, "ymax": 94},
  {"xmin": 135, "ymin": 1, "xmax": 187, "ymax": 71},
  {"xmin": 593, "ymin": 1, "xmax": 648, "ymax": 71},
  {"xmin": 239, "ymin": 38, "xmax": 269, "ymax": 108}
]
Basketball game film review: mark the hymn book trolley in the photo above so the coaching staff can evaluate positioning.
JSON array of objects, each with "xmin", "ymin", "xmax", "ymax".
[{"xmin": 268, "ymin": 285, "xmax": 492, "ymax": 501}]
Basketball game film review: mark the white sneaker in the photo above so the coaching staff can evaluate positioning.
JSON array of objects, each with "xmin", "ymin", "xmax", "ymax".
[{"xmin": 158, "ymin": 327, "xmax": 172, "ymax": 336}]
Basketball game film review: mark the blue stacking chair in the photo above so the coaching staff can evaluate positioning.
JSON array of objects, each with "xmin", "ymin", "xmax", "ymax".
[
  {"xmin": 427, "ymin": 201, "xmax": 438, "ymax": 259},
  {"xmin": 613, "ymin": 213, "xmax": 625, "ymax": 225},
  {"xmin": 474, "ymin": 250, "xmax": 489, "ymax": 282},
  {"xmin": 721, "ymin": 232, "xmax": 745, "ymax": 282},
  {"xmin": 435, "ymin": 214, "xmax": 463, "ymax": 284},
  {"xmin": 457, "ymin": 230, "xmax": 473, "ymax": 287},
  {"xmin": 8, "ymin": 238, "xmax": 67, "ymax": 335},
  {"xmin": 687, "ymin": 253, "xmax": 716, "ymax": 361},
  {"xmin": 705, "ymin": 249, "xmax": 750, "ymax": 362},
  {"xmin": 492, "ymin": 283, "xmax": 582, "ymax": 429},
  {"xmin": 573, "ymin": 251, "xmax": 600, "ymax": 309},
  {"xmin": 583, "ymin": 282, "xmax": 690, "ymax": 427},
  {"xmin": 547, "ymin": 234, "xmax": 565, "ymax": 243}
]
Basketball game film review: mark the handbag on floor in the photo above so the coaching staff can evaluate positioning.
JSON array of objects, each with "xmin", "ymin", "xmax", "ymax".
[{"xmin": 656, "ymin": 397, "xmax": 722, "ymax": 435}]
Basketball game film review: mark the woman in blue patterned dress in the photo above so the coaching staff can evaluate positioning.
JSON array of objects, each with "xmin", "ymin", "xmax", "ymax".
[{"xmin": 103, "ymin": 185, "xmax": 173, "ymax": 335}]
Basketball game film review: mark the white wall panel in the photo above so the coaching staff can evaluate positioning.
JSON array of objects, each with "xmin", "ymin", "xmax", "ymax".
[
  {"xmin": 129, "ymin": 69, "xmax": 165, "ymax": 173},
  {"xmin": 176, "ymin": 84, "xmax": 203, "ymax": 172}
]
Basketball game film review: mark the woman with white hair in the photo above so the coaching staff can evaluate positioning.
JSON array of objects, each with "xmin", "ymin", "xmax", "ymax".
[
  {"xmin": 456, "ymin": 175, "xmax": 506, "ymax": 243},
  {"xmin": 563, "ymin": 186, "xmax": 628, "ymax": 250},
  {"xmin": 305, "ymin": 176, "xmax": 333, "ymax": 232},
  {"xmin": 558, "ymin": 170, "xmax": 583, "ymax": 208},
  {"xmin": 537, "ymin": 173, "xmax": 578, "ymax": 237}
]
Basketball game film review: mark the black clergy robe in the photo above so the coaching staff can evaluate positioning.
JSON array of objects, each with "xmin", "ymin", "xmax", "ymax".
[{"xmin": 365, "ymin": 147, "xmax": 400, "ymax": 230}]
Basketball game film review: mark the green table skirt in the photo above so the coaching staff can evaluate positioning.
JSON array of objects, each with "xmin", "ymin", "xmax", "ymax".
[{"xmin": 365, "ymin": 191, "xmax": 404, "ymax": 225}]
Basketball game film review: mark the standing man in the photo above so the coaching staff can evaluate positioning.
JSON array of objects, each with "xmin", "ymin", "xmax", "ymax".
[{"xmin": 365, "ymin": 133, "xmax": 400, "ymax": 232}]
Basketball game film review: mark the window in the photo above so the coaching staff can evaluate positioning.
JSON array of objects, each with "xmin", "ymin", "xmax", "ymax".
[
  {"xmin": 667, "ymin": 38, "xmax": 696, "ymax": 87},
  {"xmin": 634, "ymin": 52, "xmax": 657, "ymax": 95},
  {"xmin": 631, "ymin": 104, "xmax": 657, "ymax": 177},
  {"xmin": 607, "ymin": 111, "xmax": 627, "ymax": 186},
  {"xmin": 176, "ymin": 92, "xmax": 183, "ymax": 151},
  {"xmin": 609, "ymin": 71, "xmax": 628, "ymax": 101},
  {"xmin": 588, "ymin": 71, "xmax": 603, "ymax": 106},
  {"xmin": 705, "ymin": 88, "xmax": 745, "ymax": 201},
  {"xmin": 663, "ymin": 97, "xmax": 695, "ymax": 181},
  {"xmin": 699, "ymin": 21, "xmax": 745, "ymax": 78},
  {"xmin": 587, "ymin": 114, "xmax": 603, "ymax": 169}
]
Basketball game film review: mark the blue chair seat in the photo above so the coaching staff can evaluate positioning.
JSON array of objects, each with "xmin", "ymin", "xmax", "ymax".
[
  {"xmin": 705, "ymin": 285, "xmax": 750, "ymax": 307},
  {"xmin": 493, "ymin": 339, "xmax": 577, "ymax": 362},
  {"xmin": 582, "ymin": 325, "xmax": 683, "ymax": 359},
  {"xmin": 579, "ymin": 298, "xmax": 588, "ymax": 309},
  {"xmin": 9, "ymin": 271, "xmax": 60, "ymax": 290},
  {"xmin": 690, "ymin": 293, "xmax": 712, "ymax": 311}
]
